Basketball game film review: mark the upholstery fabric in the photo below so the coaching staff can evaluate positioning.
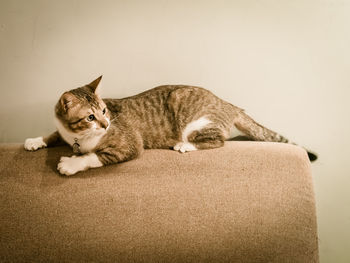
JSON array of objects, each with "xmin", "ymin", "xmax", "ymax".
[{"xmin": 0, "ymin": 142, "xmax": 319, "ymax": 262}]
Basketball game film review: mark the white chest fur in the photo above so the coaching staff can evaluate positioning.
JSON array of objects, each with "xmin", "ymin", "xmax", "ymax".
[{"xmin": 54, "ymin": 117, "xmax": 106, "ymax": 153}]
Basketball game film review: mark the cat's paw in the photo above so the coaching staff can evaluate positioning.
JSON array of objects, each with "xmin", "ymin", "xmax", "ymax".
[
  {"xmin": 57, "ymin": 156, "xmax": 86, "ymax": 176},
  {"xmin": 57, "ymin": 155, "xmax": 85, "ymax": 175},
  {"xmin": 24, "ymin": 137, "xmax": 47, "ymax": 151},
  {"xmin": 173, "ymin": 142, "xmax": 197, "ymax": 153}
]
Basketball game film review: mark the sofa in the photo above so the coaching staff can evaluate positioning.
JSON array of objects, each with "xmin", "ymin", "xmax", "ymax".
[{"xmin": 0, "ymin": 141, "xmax": 318, "ymax": 262}]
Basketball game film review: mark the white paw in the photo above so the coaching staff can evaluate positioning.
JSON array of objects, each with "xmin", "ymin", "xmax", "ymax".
[
  {"xmin": 57, "ymin": 156, "xmax": 86, "ymax": 176},
  {"xmin": 24, "ymin": 137, "xmax": 47, "ymax": 151},
  {"xmin": 173, "ymin": 142, "xmax": 197, "ymax": 153}
]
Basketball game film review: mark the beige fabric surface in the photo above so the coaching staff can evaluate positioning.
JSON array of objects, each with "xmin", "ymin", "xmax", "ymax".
[{"xmin": 0, "ymin": 142, "xmax": 318, "ymax": 263}]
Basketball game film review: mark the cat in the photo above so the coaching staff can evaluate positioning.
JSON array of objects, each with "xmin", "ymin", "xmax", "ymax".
[{"xmin": 24, "ymin": 76, "xmax": 317, "ymax": 176}]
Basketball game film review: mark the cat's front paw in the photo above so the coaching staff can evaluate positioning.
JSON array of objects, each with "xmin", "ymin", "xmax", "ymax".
[
  {"xmin": 57, "ymin": 156, "xmax": 85, "ymax": 176},
  {"xmin": 24, "ymin": 137, "xmax": 47, "ymax": 151}
]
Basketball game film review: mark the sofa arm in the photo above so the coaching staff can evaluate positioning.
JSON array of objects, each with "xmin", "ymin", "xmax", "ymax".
[{"xmin": 0, "ymin": 141, "xmax": 318, "ymax": 262}]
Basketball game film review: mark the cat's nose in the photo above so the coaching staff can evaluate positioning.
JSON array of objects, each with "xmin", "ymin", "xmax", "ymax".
[{"xmin": 100, "ymin": 120, "xmax": 109, "ymax": 129}]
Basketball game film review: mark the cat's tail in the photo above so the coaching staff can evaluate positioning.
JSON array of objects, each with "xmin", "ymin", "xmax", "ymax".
[{"xmin": 234, "ymin": 111, "xmax": 318, "ymax": 162}]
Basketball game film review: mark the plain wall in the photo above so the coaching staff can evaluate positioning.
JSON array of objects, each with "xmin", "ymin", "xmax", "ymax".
[{"xmin": 1, "ymin": 0, "xmax": 349, "ymax": 261}]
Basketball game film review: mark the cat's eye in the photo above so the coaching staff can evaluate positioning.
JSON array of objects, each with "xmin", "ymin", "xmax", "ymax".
[
  {"xmin": 102, "ymin": 108, "xmax": 106, "ymax": 115},
  {"xmin": 87, "ymin": 114, "xmax": 95, "ymax": 121}
]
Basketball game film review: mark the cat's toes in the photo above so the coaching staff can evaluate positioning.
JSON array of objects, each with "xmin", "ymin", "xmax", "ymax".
[
  {"xmin": 57, "ymin": 156, "xmax": 81, "ymax": 176},
  {"xmin": 179, "ymin": 143, "xmax": 197, "ymax": 153},
  {"xmin": 173, "ymin": 143, "xmax": 182, "ymax": 151},
  {"xmin": 173, "ymin": 142, "xmax": 197, "ymax": 153},
  {"xmin": 24, "ymin": 137, "xmax": 47, "ymax": 151}
]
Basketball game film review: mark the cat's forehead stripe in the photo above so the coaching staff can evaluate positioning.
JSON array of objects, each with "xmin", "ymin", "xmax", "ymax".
[{"xmin": 70, "ymin": 88, "xmax": 100, "ymax": 108}]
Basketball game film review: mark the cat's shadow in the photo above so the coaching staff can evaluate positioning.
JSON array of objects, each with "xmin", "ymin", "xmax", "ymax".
[{"xmin": 40, "ymin": 145, "xmax": 72, "ymax": 188}]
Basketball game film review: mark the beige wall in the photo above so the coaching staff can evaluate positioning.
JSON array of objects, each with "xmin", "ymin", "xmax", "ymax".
[{"xmin": 1, "ymin": 0, "xmax": 349, "ymax": 261}]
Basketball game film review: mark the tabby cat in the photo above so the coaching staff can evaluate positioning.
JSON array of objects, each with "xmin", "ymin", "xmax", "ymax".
[{"xmin": 24, "ymin": 76, "xmax": 317, "ymax": 176}]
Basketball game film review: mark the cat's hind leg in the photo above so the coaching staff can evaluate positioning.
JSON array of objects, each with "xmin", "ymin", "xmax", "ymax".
[
  {"xmin": 187, "ymin": 127, "xmax": 225, "ymax": 150},
  {"xmin": 172, "ymin": 115, "xmax": 226, "ymax": 153},
  {"xmin": 173, "ymin": 127, "xmax": 225, "ymax": 153},
  {"xmin": 173, "ymin": 116, "xmax": 214, "ymax": 153}
]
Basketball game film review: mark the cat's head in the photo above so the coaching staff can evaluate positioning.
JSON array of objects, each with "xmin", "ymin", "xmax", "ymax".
[{"xmin": 55, "ymin": 76, "xmax": 111, "ymax": 134}]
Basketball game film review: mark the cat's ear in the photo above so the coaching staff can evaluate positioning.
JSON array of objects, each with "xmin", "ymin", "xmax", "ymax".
[
  {"xmin": 60, "ymin": 92, "xmax": 77, "ymax": 112},
  {"xmin": 87, "ymin": 75, "xmax": 102, "ymax": 95}
]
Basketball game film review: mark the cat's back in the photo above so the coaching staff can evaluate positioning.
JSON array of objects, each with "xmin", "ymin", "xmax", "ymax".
[
  {"xmin": 104, "ymin": 85, "xmax": 236, "ymax": 118},
  {"xmin": 121, "ymin": 84, "xmax": 209, "ymax": 102},
  {"xmin": 104, "ymin": 85, "xmax": 204, "ymax": 111}
]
